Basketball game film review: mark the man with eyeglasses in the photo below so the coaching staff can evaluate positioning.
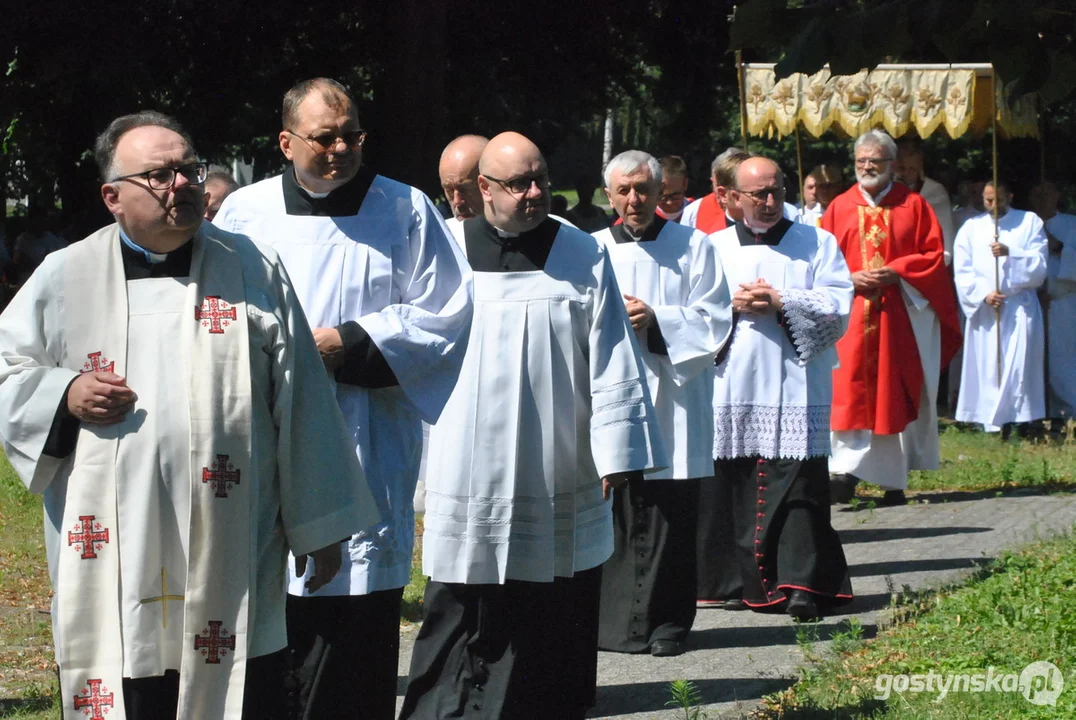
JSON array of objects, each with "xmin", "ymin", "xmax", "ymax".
[
  {"xmin": 402, "ymin": 132, "xmax": 665, "ymax": 719},
  {"xmin": 592, "ymin": 150, "xmax": 731, "ymax": 657},
  {"xmin": 656, "ymin": 155, "xmax": 694, "ymax": 221},
  {"xmin": 0, "ymin": 110, "xmax": 376, "ymax": 718},
  {"xmin": 215, "ymin": 78, "xmax": 473, "ymax": 719},
  {"xmin": 823, "ymin": 130, "xmax": 961, "ymax": 507},
  {"xmin": 797, "ymin": 164, "xmax": 844, "ymax": 227},
  {"xmin": 711, "ymin": 156, "xmax": 855, "ymax": 621}
]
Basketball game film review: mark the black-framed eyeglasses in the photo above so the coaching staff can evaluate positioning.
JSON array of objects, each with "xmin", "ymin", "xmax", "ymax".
[
  {"xmin": 110, "ymin": 162, "xmax": 209, "ymax": 190},
  {"xmin": 736, "ymin": 186, "xmax": 786, "ymax": 203},
  {"xmin": 286, "ymin": 129, "xmax": 367, "ymax": 154},
  {"xmin": 483, "ymin": 173, "xmax": 550, "ymax": 195}
]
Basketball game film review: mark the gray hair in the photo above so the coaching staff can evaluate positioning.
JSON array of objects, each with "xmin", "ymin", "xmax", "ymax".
[
  {"xmin": 710, "ymin": 147, "xmax": 752, "ymax": 186},
  {"xmin": 603, "ymin": 150, "xmax": 662, "ymax": 189},
  {"xmin": 94, "ymin": 111, "xmax": 196, "ymax": 181},
  {"xmin": 854, "ymin": 129, "xmax": 898, "ymax": 160}
]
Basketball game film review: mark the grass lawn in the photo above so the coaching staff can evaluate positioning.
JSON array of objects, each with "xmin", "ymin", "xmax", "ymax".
[{"xmin": 757, "ymin": 529, "xmax": 1076, "ymax": 718}]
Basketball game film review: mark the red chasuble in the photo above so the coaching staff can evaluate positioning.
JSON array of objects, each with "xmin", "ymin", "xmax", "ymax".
[
  {"xmin": 694, "ymin": 194, "xmax": 728, "ymax": 234},
  {"xmin": 822, "ymin": 183, "xmax": 961, "ymax": 435}
]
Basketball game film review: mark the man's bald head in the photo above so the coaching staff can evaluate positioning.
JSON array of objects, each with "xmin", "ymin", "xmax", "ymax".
[
  {"xmin": 731, "ymin": 157, "xmax": 786, "ymax": 232},
  {"xmin": 439, "ymin": 135, "xmax": 489, "ymax": 220},
  {"xmin": 477, "ymin": 132, "xmax": 550, "ymax": 233}
]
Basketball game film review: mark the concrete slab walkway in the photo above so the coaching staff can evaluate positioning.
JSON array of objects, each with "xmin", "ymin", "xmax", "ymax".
[{"xmin": 396, "ymin": 491, "xmax": 1076, "ymax": 718}]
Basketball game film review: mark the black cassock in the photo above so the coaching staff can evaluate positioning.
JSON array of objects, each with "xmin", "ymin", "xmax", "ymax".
[
  {"xmin": 695, "ymin": 469, "xmax": 743, "ymax": 602},
  {"xmin": 720, "ymin": 455, "xmax": 852, "ymax": 609},
  {"xmin": 598, "ymin": 476, "xmax": 700, "ymax": 651}
]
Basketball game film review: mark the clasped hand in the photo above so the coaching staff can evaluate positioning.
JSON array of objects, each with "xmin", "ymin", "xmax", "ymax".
[
  {"xmin": 991, "ymin": 242, "xmax": 1009, "ymax": 258},
  {"xmin": 732, "ymin": 278, "xmax": 782, "ymax": 315},
  {"xmin": 67, "ymin": 371, "xmax": 138, "ymax": 424},
  {"xmin": 623, "ymin": 294, "xmax": 655, "ymax": 330},
  {"xmin": 985, "ymin": 291, "xmax": 1006, "ymax": 309},
  {"xmin": 851, "ymin": 267, "xmax": 899, "ymax": 293}
]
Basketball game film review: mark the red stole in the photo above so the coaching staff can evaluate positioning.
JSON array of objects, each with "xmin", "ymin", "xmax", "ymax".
[
  {"xmin": 822, "ymin": 184, "xmax": 961, "ymax": 435},
  {"xmin": 694, "ymin": 194, "xmax": 728, "ymax": 234}
]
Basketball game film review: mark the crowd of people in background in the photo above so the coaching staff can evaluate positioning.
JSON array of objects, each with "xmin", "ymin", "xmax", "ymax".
[{"xmin": 0, "ymin": 73, "xmax": 1072, "ymax": 719}]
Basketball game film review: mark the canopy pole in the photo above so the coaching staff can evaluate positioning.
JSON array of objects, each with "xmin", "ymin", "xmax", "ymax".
[
  {"xmin": 795, "ymin": 126, "xmax": 804, "ymax": 209},
  {"xmin": 736, "ymin": 50, "xmax": 749, "ymax": 151},
  {"xmin": 991, "ymin": 68, "xmax": 1002, "ymax": 388},
  {"xmin": 1039, "ymin": 97, "xmax": 1047, "ymax": 184}
]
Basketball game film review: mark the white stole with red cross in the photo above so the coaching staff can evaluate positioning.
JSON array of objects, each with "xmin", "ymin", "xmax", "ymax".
[{"xmin": 57, "ymin": 224, "xmax": 251, "ymax": 719}]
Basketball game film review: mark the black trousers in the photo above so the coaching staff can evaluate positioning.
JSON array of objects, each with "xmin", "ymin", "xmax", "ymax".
[
  {"xmin": 598, "ymin": 477, "xmax": 699, "ymax": 652},
  {"xmin": 400, "ymin": 567, "xmax": 602, "ymax": 720},
  {"xmin": 696, "ymin": 462, "xmax": 743, "ymax": 600},
  {"xmin": 118, "ymin": 648, "xmax": 293, "ymax": 719},
  {"xmin": 286, "ymin": 589, "xmax": 404, "ymax": 720}
]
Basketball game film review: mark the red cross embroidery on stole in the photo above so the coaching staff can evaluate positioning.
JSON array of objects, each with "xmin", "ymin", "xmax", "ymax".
[
  {"xmin": 67, "ymin": 515, "xmax": 109, "ymax": 560},
  {"xmin": 73, "ymin": 678, "xmax": 114, "ymax": 720},
  {"xmin": 194, "ymin": 620, "xmax": 237, "ymax": 664},
  {"xmin": 201, "ymin": 455, "xmax": 241, "ymax": 498},
  {"xmin": 80, "ymin": 352, "xmax": 115, "ymax": 374},
  {"xmin": 194, "ymin": 296, "xmax": 237, "ymax": 334}
]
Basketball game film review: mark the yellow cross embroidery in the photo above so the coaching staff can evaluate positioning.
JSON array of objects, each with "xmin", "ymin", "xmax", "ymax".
[{"xmin": 140, "ymin": 567, "xmax": 184, "ymax": 628}]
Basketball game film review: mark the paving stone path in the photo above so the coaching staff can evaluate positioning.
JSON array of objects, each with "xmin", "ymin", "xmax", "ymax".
[{"xmin": 397, "ymin": 490, "xmax": 1076, "ymax": 718}]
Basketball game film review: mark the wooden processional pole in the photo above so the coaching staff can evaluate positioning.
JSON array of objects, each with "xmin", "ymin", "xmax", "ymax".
[
  {"xmin": 736, "ymin": 50, "xmax": 750, "ymax": 152},
  {"xmin": 991, "ymin": 68, "xmax": 1002, "ymax": 387},
  {"xmin": 795, "ymin": 126, "xmax": 805, "ymax": 207}
]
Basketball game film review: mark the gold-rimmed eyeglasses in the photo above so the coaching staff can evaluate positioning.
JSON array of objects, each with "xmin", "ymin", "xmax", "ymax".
[{"xmin": 286, "ymin": 129, "xmax": 367, "ymax": 154}]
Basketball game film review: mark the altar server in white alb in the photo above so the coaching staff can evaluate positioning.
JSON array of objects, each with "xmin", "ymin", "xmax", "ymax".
[
  {"xmin": 593, "ymin": 150, "xmax": 732, "ymax": 657},
  {"xmin": 713, "ymin": 157, "xmax": 854, "ymax": 621},
  {"xmin": 1031, "ymin": 181, "xmax": 1076, "ymax": 424},
  {"xmin": 439, "ymin": 134, "xmax": 489, "ymax": 244},
  {"xmin": 214, "ymin": 78, "xmax": 472, "ymax": 718},
  {"xmin": 0, "ymin": 111, "xmax": 376, "ymax": 720},
  {"xmin": 402, "ymin": 132, "xmax": 666, "ymax": 720},
  {"xmin": 954, "ymin": 181, "xmax": 1048, "ymax": 431}
]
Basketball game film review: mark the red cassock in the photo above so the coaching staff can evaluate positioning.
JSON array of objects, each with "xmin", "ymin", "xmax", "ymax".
[
  {"xmin": 822, "ymin": 183, "xmax": 961, "ymax": 435},
  {"xmin": 693, "ymin": 193, "xmax": 728, "ymax": 234}
]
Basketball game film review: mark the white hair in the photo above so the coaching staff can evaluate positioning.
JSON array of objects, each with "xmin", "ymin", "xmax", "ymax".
[
  {"xmin": 603, "ymin": 150, "xmax": 662, "ymax": 189},
  {"xmin": 854, "ymin": 129, "xmax": 898, "ymax": 160}
]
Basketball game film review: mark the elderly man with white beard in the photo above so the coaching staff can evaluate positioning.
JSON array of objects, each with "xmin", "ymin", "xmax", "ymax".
[{"xmin": 822, "ymin": 130, "xmax": 961, "ymax": 506}]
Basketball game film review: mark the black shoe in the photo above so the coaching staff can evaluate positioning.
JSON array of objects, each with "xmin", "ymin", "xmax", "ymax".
[
  {"xmin": 722, "ymin": 598, "xmax": 746, "ymax": 611},
  {"xmin": 786, "ymin": 590, "xmax": 820, "ymax": 622},
  {"xmin": 829, "ymin": 473, "xmax": 859, "ymax": 504},
  {"xmin": 879, "ymin": 490, "xmax": 907, "ymax": 506},
  {"xmin": 649, "ymin": 639, "xmax": 684, "ymax": 657}
]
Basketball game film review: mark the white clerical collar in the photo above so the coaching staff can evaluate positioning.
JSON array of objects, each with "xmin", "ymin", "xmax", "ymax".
[
  {"xmin": 493, "ymin": 226, "xmax": 519, "ymax": 239},
  {"xmin": 859, "ymin": 181, "xmax": 893, "ymax": 208},
  {"xmin": 118, "ymin": 226, "xmax": 169, "ymax": 264}
]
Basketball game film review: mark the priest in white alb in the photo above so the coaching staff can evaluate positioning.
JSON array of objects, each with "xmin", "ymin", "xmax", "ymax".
[
  {"xmin": 954, "ymin": 181, "xmax": 1048, "ymax": 432},
  {"xmin": 0, "ymin": 112, "xmax": 377, "ymax": 720},
  {"xmin": 401, "ymin": 132, "xmax": 666, "ymax": 720},
  {"xmin": 713, "ymin": 157, "xmax": 854, "ymax": 621},
  {"xmin": 593, "ymin": 150, "xmax": 732, "ymax": 657},
  {"xmin": 439, "ymin": 134, "xmax": 489, "ymax": 246},
  {"xmin": 215, "ymin": 78, "xmax": 472, "ymax": 719},
  {"xmin": 1031, "ymin": 181, "xmax": 1076, "ymax": 425}
]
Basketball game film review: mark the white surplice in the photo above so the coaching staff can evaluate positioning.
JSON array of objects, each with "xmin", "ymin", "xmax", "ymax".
[
  {"xmin": 1046, "ymin": 213, "xmax": 1076, "ymax": 417},
  {"xmin": 918, "ymin": 177, "xmax": 955, "ymax": 265},
  {"xmin": 954, "ymin": 209, "xmax": 1048, "ymax": 428},
  {"xmin": 423, "ymin": 222, "xmax": 667, "ymax": 585},
  {"xmin": 216, "ymin": 173, "xmax": 473, "ymax": 595},
  {"xmin": 594, "ymin": 222, "xmax": 732, "ymax": 479},
  {"xmin": 0, "ymin": 224, "xmax": 374, "ymax": 717},
  {"xmin": 711, "ymin": 222, "xmax": 853, "ymax": 460}
]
